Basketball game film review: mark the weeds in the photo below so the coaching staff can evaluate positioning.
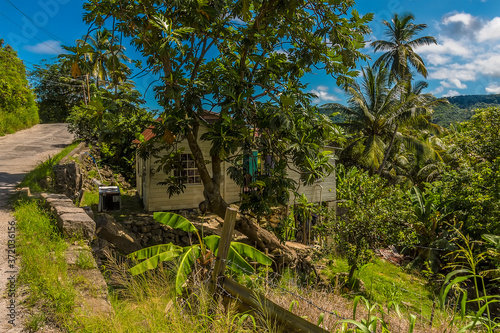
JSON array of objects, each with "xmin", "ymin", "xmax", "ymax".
[
  {"xmin": 14, "ymin": 198, "xmax": 76, "ymax": 329},
  {"xmin": 439, "ymin": 227, "xmax": 500, "ymax": 332}
]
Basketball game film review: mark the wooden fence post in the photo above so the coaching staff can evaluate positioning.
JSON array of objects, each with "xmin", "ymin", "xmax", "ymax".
[{"xmin": 210, "ymin": 207, "xmax": 237, "ymax": 293}]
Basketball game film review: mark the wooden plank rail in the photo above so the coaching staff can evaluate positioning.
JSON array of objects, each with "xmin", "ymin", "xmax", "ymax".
[
  {"xmin": 210, "ymin": 207, "xmax": 237, "ymax": 293},
  {"xmin": 222, "ymin": 277, "xmax": 329, "ymax": 333},
  {"xmin": 211, "ymin": 207, "xmax": 329, "ymax": 333}
]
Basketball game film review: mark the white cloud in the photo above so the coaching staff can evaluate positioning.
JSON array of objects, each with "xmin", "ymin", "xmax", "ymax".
[
  {"xmin": 443, "ymin": 90, "xmax": 460, "ymax": 97},
  {"xmin": 418, "ymin": 37, "xmax": 472, "ymax": 58},
  {"xmin": 24, "ymin": 40, "xmax": 64, "ymax": 55},
  {"xmin": 477, "ymin": 17, "xmax": 500, "ymax": 41},
  {"xmin": 474, "ymin": 54, "xmax": 500, "ymax": 77},
  {"xmin": 485, "ymin": 83, "xmax": 500, "ymax": 93},
  {"xmin": 309, "ymin": 85, "xmax": 340, "ymax": 104},
  {"xmin": 444, "ymin": 13, "xmax": 474, "ymax": 26},
  {"xmin": 426, "ymin": 54, "xmax": 451, "ymax": 66},
  {"xmin": 429, "ymin": 65, "xmax": 476, "ymax": 82}
]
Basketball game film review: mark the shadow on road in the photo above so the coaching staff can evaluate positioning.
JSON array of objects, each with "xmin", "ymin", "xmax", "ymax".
[{"xmin": 0, "ymin": 172, "xmax": 27, "ymax": 207}]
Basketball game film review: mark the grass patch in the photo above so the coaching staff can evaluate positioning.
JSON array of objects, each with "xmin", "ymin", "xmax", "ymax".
[
  {"xmin": 79, "ymin": 190, "xmax": 99, "ymax": 207},
  {"xmin": 71, "ymin": 257, "xmax": 257, "ymax": 333},
  {"xmin": 14, "ymin": 198, "xmax": 76, "ymax": 327},
  {"xmin": 18, "ymin": 141, "xmax": 80, "ymax": 193},
  {"xmin": 323, "ymin": 256, "xmax": 437, "ymax": 318}
]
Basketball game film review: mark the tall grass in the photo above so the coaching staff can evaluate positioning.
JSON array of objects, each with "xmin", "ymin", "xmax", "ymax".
[
  {"xmin": 72, "ymin": 253, "xmax": 257, "ymax": 333},
  {"xmin": 14, "ymin": 198, "xmax": 75, "ymax": 327}
]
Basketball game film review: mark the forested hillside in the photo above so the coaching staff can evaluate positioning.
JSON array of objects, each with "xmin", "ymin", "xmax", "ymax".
[
  {"xmin": 321, "ymin": 93, "xmax": 500, "ymax": 128},
  {"xmin": 432, "ymin": 94, "xmax": 500, "ymax": 127},
  {"xmin": 0, "ymin": 39, "xmax": 38, "ymax": 135}
]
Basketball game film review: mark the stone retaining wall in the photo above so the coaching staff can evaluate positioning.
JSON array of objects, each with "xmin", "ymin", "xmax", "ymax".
[
  {"xmin": 41, "ymin": 193, "xmax": 95, "ymax": 241},
  {"xmin": 39, "ymin": 192, "xmax": 112, "ymax": 315}
]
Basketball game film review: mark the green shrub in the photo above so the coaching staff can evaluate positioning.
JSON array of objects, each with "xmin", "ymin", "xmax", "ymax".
[{"xmin": 0, "ymin": 40, "xmax": 39, "ymax": 135}]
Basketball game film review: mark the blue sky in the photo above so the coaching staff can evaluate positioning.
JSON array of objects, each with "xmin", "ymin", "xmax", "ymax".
[{"xmin": 1, "ymin": 0, "xmax": 499, "ymax": 109}]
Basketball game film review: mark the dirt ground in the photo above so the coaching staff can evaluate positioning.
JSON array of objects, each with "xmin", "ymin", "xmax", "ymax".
[{"xmin": 0, "ymin": 124, "xmax": 74, "ymax": 332}]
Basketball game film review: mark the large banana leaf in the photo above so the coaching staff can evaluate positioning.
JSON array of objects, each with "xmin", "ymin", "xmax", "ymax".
[
  {"xmin": 229, "ymin": 241, "xmax": 272, "ymax": 266},
  {"xmin": 154, "ymin": 212, "xmax": 198, "ymax": 233},
  {"xmin": 203, "ymin": 234, "xmax": 220, "ymax": 254},
  {"xmin": 129, "ymin": 244, "xmax": 184, "ymax": 276},
  {"xmin": 128, "ymin": 243, "xmax": 182, "ymax": 260},
  {"xmin": 203, "ymin": 235, "xmax": 271, "ymax": 275},
  {"xmin": 175, "ymin": 245, "xmax": 201, "ymax": 295}
]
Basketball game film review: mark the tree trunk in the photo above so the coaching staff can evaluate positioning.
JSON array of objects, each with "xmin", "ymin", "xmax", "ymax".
[{"xmin": 377, "ymin": 124, "xmax": 399, "ymax": 175}]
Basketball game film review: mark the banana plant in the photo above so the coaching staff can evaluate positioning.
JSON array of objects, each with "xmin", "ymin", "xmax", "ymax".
[{"xmin": 128, "ymin": 212, "xmax": 272, "ymax": 295}]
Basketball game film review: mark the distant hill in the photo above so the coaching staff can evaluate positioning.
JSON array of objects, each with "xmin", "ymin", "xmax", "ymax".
[
  {"xmin": 319, "ymin": 94, "xmax": 500, "ymax": 128},
  {"xmin": 432, "ymin": 94, "xmax": 500, "ymax": 127}
]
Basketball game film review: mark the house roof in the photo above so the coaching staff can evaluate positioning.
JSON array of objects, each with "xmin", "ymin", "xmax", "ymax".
[{"xmin": 133, "ymin": 111, "xmax": 221, "ymax": 144}]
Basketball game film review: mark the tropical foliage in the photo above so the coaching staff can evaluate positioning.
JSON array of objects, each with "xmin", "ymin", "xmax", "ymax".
[
  {"xmin": 333, "ymin": 164, "xmax": 416, "ymax": 279},
  {"xmin": 326, "ymin": 65, "xmax": 445, "ymax": 177},
  {"xmin": 0, "ymin": 39, "xmax": 39, "ymax": 135},
  {"xmin": 30, "ymin": 61, "xmax": 85, "ymax": 123},
  {"xmin": 128, "ymin": 212, "xmax": 271, "ymax": 295},
  {"xmin": 371, "ymin": 12, "xmax": 437, "ymax": 81}
]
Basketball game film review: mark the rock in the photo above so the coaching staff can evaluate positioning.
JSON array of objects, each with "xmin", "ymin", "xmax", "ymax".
[
  {"xmin": 134, "ymin": 220, "xmax": 146, "ymax": 227},
  {"xmin": 96, "ymin": 214, "xmax": 142, "ymax": 255},
  {"xmin": 151, "ymin": 228, "xmax": 162, "ymax": 237},
  {"xmin": 82, "ymin": 206, "xmax": 94, "ymax": 220},
  {"xmin": 57, "ymin": 212, "xmax": 96, "ymax": 241},
  {"xmin": 41, "ymin": 193, "xmax": 75, "ymax": 207},
  {"xmin": 53, "ymin": 162, "xmax": 83, "ymax": 200},
  {"xmin": 54, "ymin": 205, "xmax": 86, "ymax": 216},
  {"xmin": 152, "ymin": 235, "xmax": 163, "ymax": 244},
  {"xmin": 141, "ymin": 225, "xmax": 152, "ymax": 233},
  {"xmin": 123, "ymin": 218, "xmax": 133, "ymax": 225}
]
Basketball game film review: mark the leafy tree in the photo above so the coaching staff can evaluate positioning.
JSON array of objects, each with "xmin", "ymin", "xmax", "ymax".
[
  {"xmin": 453, "ymin": 106, "xmax": 500, "ymax": 163},
  {"xmin": 433, "ymin": 158, "xmax": 500, "ymax": 242},
  {"xmin": 82, "ymin": 0, "xmax": 373, "ymax": 261},
  {"xmin": 30, "ymin": 61, "xmax": 85, "ymax": 123},
  {"xmin": 371, "ymin": 12, "xmax": 437, "ymax": 81},
  {"xmin": 407, "ymin": 186, "xmax": 455, "ymax": 273},
  {"xmin": 0, "ymin": 39, "xmax": 39, "ymax": 135},
  {"xmin": 67, "ymin": 86, "xmax": 153, "ymax": 181},
  {"xmin": 431, "ymin": 107, "xmax": 500, "ymax": 241},
  {"xmin": 333, "ymin": 164, "xmax": 416, "ymax": 279}
]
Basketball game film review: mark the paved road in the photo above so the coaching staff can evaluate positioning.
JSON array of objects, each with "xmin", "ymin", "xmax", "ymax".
[{"xmin": 0, "ymin": 124, "xmax": 74, "ymax": 332}]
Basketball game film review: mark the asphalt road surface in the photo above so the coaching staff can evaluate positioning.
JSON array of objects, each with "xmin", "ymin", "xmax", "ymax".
[{"xmin": 0, "ymin": 124, "xmax": 74, "ymax": 332}]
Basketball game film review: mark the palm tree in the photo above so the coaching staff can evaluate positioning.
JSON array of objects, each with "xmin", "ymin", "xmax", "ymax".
[
  {"xmin": 371, "ymin": 12, "xmax": 436, "ymax": 81},
  {"xmin": 329, "ymin": 65, "xmax": 400, "ymax": 173},
  {"xmin": 327, "ymin": 65, "xmax": 445, "ymax": 175},
  {"xmin": 59, "ymin": 43, "xmax": 94, "ymax": 104},
  {"xmin": 375, "ymin": 79, "xmax": 446, "ymax": 175},
  {"xmin": 61, "ymin": 29, "xmax": 130, "ymax": 99}
]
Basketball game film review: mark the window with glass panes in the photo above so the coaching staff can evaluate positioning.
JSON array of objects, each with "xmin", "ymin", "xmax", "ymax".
[{"xmin": 175, "ymin": 154, "xmax": 201, "ymax": 184}]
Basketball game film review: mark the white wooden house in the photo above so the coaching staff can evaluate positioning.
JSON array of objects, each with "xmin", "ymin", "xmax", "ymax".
[{"xmin": 135, "ymin": 115, "xmax": 337, "ymax": 212}]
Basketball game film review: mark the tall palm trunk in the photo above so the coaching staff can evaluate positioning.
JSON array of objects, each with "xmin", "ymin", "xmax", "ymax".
[{"xmin": 377, "ymin": 124, "xmax": 399, "ymax": 175}]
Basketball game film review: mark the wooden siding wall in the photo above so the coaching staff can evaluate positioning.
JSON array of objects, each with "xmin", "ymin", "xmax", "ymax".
[
  {"xmin": 288, "ymin": 168, "xmax": 336, "ymax": 204},
  {"xmin": 141, "ymin": 126, "xmax": 242, "ymax": 211}
]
